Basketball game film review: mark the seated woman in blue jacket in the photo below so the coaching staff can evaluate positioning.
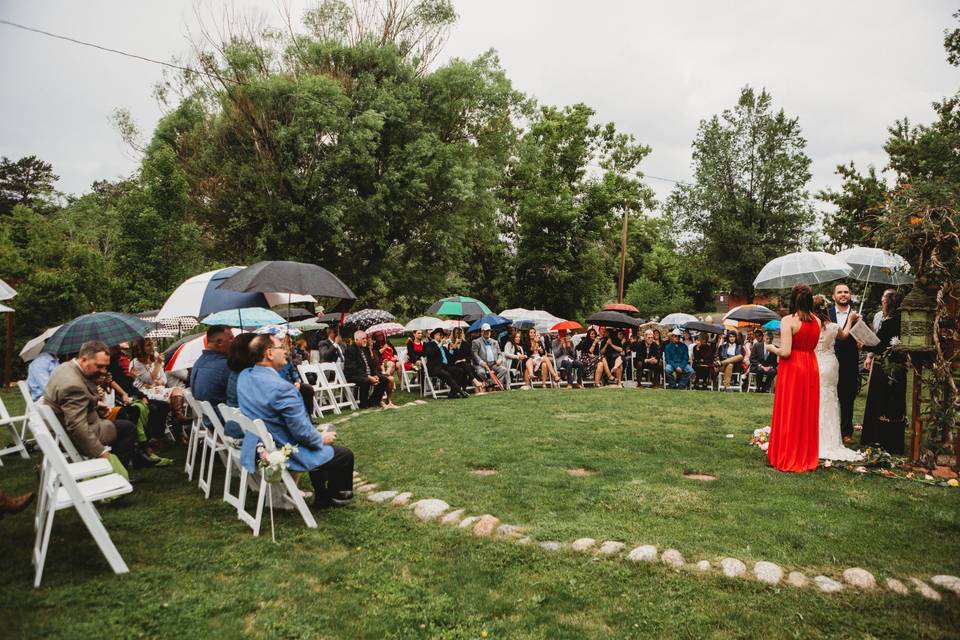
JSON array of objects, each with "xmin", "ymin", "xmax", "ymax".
[{"xmin": 238, "ymin": 334, "xmax": 354, "ymax": 509}]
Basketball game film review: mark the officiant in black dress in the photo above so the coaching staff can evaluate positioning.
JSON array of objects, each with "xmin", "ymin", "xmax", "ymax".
[{"xmin": 859, "ymin": 290, "xmax": 907, "ymax": 454}]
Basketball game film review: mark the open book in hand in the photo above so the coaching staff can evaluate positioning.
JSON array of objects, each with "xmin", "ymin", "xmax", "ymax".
[{"xmin": 848, "ymin": 318, "xmax": 880, "ymax": 347}]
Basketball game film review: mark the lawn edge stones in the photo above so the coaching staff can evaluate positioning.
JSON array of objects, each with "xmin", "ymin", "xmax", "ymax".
[
  {"xmin": 571, "ymin": 538, "xmax": 596, "ymax": 552},
  {"xmin": 440, "ymin": 509, "xmax": 465, "ymax": 525},
  {"xmin": 391, "ymin": 491, "xmax": 413, "ymax": 506},
  {"xmin": 842, "ymin": 567, "xmax": 876, "ymax": 590},
  {"xmin": 661, "ymin": 549, "xmax": 685, "ymax": 569},
  {"xmin": 366, "ymin": 490, "xmax": 398, "ymax": 503},
  {"xmin": 720, "ymin": 558, "xmax": 746, "ymax": 578},
  {"xmin": 754, "ymin": 561, "xmax": 783, "ymax": 585},
  {"xmin": 412, "ymin": 499, "xmax": 449, "ymax": 521},
  {"xmin": 930, "ymin": 575, "xmax": 960, "ymax": 595},
  {"xmin": 627, "ymin": 545, "xmax": 658, "ymax": 562},
  {"xmin": 597, "ymin": 541, "xmax": 625, "ymax": 556},
  {"xmin": 909, "ymin": 578, "xmax": 942, "ymax": 601},
  {"xmin": 472, "ymin": 515, "xmax": 501, "ymax": 537}
]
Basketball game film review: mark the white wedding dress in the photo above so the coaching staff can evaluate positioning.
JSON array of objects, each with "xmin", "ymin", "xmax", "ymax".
[{"xmin": 816, "ymin": 323, "xmax": 864, "ymax": 461}]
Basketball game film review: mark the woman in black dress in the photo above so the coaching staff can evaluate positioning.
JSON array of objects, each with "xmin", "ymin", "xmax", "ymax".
[
  {"xmin": 577, "ymin": 328, "xmax": 602, "ymax": 382},
  {"xmin": 860, "ymin": 290, "xmax": 907, "ymax": 454}
]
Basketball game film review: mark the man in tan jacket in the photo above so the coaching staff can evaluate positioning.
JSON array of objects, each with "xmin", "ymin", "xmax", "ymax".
[{"xmin": 43, "ymin": 340, "xmax": 139, "ymax": 468}]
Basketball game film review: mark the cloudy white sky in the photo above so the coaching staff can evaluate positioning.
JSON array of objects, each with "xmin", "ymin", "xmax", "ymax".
[{"xmin": 1, "ymin": 1, "xmax": 956, "ymax": 210}]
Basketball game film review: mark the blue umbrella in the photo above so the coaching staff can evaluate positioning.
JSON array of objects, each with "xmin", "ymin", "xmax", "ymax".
[
  {"xmin": 467, "ymin": 314, "xmax": 513, "ymax": 333},
  {"xmin": 762, "ymin": 319, "xmax": 781, "ymax": 331},
  {"xmin": 202, "ymin": 307, "xmax": 285, "ymax": 328}
]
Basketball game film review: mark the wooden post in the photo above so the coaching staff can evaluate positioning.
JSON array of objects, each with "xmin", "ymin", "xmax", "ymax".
[
  {"xmin": 617, "ymin": 210, "xmax": 629, "ymax": 303},
  {"xmin": 3, "ymin": 313, "xmax": 12, "ymax": 388},
  {"xmin": 910, "ymin": 361, "xmax": 923, "ymax": 463}
]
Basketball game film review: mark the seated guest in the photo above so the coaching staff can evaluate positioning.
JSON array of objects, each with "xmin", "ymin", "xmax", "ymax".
[
  {"xmin": 257, "ymin": 326, "xmax": 316, "ymax": 415},
  {"xmin": 716, "ymin": 331, "xmax": 745, "ymax": 391},
  {"xmin": 749, "ymin": 329, "xmax": 778, "ymax": 392},
  {"xmin": 343, "ymin": 330, "xmax": 389, "ymax": 408},
  {"xmin": 404, "ymin": 329, "xmax": 426, "ymax": 370},
  {"xmin": 683, "ymin": 330, "xmax": 695, "ymax": 362},
  {"xmin": 238, "ymin": 335, "xmax": 353, "ymax": 509},
  {"xmin": 664, "ymin": 329, "xmax": 693, "ymax": 389},
  {"xmin": 130, "ymin": 337, "xmax": 190, "ymax": 436},
  {"xmin": 691, "ymin": 333, "xmax": 716, "ymax": 389},
  {"xmin": 553, "ymin": 335, "xmax": 584, "ymax": 387},
  {"xmin": 498, "ymin": 325, "xmax": 516, "ymax": 351},
  {"xmin": 450, "ymin": 328, "xmax": 485, "ymax": 394},
  {"xmin": 601, "ymin": 329, "xmax": 625, "ymax": 387},
  {"xmin": 373, "ymin": 332, "xmax": 398, "ymax": 378},
  {"xmin": 27, "ymin": 351, "xmax": 59, "ymax": 401},
  {"xmin": 524, "ymin": 328, "xmax": 561, "ymax": 386},
  {"xmin": 503, "ymin": 331, "xmax": 531, "ymax": 388},
  {"xmin": 422, "ymin": 328, "xmax": 469, "ymax": 398},
  {"xmin": 577, "ymin": 328, "xmax": 603, "ymax": 384},
  {"xmin": 189, "ymin": 325, "xmax": 234, "ymax": 422},
  {"xmin": 471, "ymin": 323, "xmax": 510, "ymax": 390},
  {"xmin": 317, "ymin": 327, "xmax": 345, "ymax": 363},
  {"xmin": 366, "ymin": 335, "xmax": 397, "ymax": 408},
  {"xmin": 224, "ymin": 333, "xmax": 258, "ymax": 438},
  {"xmin": 635, "ymin": 330, "xmax": 661, "ymax": 386},
  {"xmin": 43, "ymin": 340, "xmax": 143, "ymax": 468}
]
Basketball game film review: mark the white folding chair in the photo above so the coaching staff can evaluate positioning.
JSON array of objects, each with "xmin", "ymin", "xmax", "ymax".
[
  {"xmin": 182, "ymin": 391, "xmax": 205, "ymax": 481},
  {"xmin": 746, "ymin": 372, "xmax": 759, "ymax": 392},
  {"xmin": 420, "ymin": 360, "xmax": 450, "ymax": 399},
  {"xmin": 297, "ymin": 363, "xmax": 333, "ymax": 418},
  {"xmin": 316, "ymin": 363, "xmax": 357, "ymax": 412},
  {"xmin": 0, "ymin": 395, "xmax": 30, "ymax": 465},
  {"xmin": 27, "ymin": 415, "xmax": 133, "ymax": 587},
  {"xmin": 197, "ymin": 399, "xmax": 240, "ymax": 499},
  {"xmin": 17, "ymin": 380, "xmax": 39, "ymax": 441},
  {"xmin": 717, "ymin": 371, "xmax": 744, "ymax": 392},
  {"xmin": 217, "ymin": 404, "xmax": 248, "ymax": 512},
  {"xmin": 396, "ymin": 348, "xmax": 421, "ymax": 393},
  {"xmin": 228, "ymin": 408, "xmax": 318, "ymax": 536},
  {"xmin": 34, "ymin": 404, "xmax": 86, "ymax": 463}
]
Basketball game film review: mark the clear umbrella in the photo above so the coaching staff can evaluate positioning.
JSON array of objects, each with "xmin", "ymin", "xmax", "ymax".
[
  {"xmin": 835, "ymin": 246, "xmax": 915, "ymax": 312},
  {"xmin": 404, "ymin": 316, "xmax": 444, "ymax": 332},
  {"xmin": 660, "ymin": 313, "xmax": 699, "ymax": 327},
  {"xmin": 753, "ymin": 251, "xmax": 852, "ymax": 290}
]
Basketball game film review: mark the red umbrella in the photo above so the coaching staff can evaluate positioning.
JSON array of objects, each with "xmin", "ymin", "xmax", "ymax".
[
  {"xmin": 551, "ymin": 320, "xmax": 583, "ymax": 332},
  {"xmin": 603, "ymin": 303, "xmax": 640, "ymax": 315}
]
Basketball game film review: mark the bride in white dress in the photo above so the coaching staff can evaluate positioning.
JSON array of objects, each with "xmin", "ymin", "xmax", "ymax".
[{"xmin": 814, "ymin": 297, "xmax": 863, "ymax": 461}]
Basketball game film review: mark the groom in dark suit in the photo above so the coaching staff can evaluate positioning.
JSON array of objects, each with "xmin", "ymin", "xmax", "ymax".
[{"xmin": 829, "ymin": 283, "xmax": 859, "ymax": 443}]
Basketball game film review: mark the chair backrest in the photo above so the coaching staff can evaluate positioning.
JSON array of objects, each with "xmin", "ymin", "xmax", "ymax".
[
  {"xmin": 198, "ymin": 400, "xmax": 225, "ymax": 437},
  {"xmin": 182, "ymin": 390, "xmax": 205, "ymax": 423},
  {"xmin": 28, "ymin": 415, "xmax": 82, "ymax": 490},
  {"xmin": 317, "ymin": 362, "xmax": 340, "ymax": 382},
  {"xmin": 35, "ymin": 403, "xmax": 83, "ymax": 463},
  {"xmin": 297, "ymin": 363, "xmax": 323, "ymax": 387},
  {"xmin": 229, "ymin": 407, "xmax": 275, "ymax": 451},
  {"xmin": 17, "ymin": 380, "xmax": 37, "ymax": 413}
]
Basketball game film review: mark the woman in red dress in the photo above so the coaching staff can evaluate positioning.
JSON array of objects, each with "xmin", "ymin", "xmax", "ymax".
[{"xmin": 764, "ymin": 284, "xmax": 821, "ymax": 472}]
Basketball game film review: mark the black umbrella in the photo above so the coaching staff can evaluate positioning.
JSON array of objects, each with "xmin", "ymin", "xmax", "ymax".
[
  {"xmin": 217, "ymin": 261, "xmax": 357, "ymax": 312},
  {"xmin": 684, "ymin": 321, "xmax": 726, "ymax": 334},
  {"xmin": 344, "ymin": 308, "xmax": 396, "ymax": 330},
  {"xmin": 274, "ymin": 306, "xmax": 314, "ymax": 321},
  {"xmin": 723, "ymin": 304, "xmax": 779, "ymax": 323},
  {"xmin": 585, "ymin": 310, "xmax": 641, "ymax": 329}
]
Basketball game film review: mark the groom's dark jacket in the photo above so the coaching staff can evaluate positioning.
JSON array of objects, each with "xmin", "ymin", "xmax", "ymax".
[{"xmin": 828, "ymin": 306, "xmax": 859, "ymax": 368}]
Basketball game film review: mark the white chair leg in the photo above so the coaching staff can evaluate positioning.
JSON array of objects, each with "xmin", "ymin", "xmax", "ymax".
[
  {"xmin": 202, "ymin": 442, "xmax": 217, "ymax": 499},
  {"xmin": 74, "ymin": 500, "xmax": 129, "ymax": 575},
  {"xmin": 223, "ymin": 450, "xmax": 242, "ymax": 510},
  {"xmin": 252, "ymin": 478, "xmax": 268, "ymax": 537},
  {"xmin": 33, "ymin": 500, "xmax": 57, "ymax": 588},
  {"xmin": 197, "ymin": 435, "xmax": 212, "ymax": 496},
  {"xmin": 184, "ymin": 422, "xmax": 199, "ymax": 480},
  {"xmin": 281, "ymin": 472, "xmax": 318, "ymax": 529}
]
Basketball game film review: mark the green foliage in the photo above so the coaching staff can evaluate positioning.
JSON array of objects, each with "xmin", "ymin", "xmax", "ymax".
[
  {"xmin": 817, "ymin": 162, "xmax": 888, "ymax": 252},
  {"xmin": 667, "ymin": 86, "xmax": 815, "ymax": 302},
  {"xmin": 0, "ymin": 155, "xmax": 59, "ymax": 216}
]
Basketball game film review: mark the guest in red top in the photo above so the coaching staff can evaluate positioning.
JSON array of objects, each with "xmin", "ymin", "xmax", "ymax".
[
  {"xmin": 404, "ymin": 330, "xmax": 425, "ymax": 371},
  {"xmin": 764, "ymin": 284, "xmax": 820, "ymax": 472},
  {"xmin": 373, "ymin": 332, "xmax": 397, "ymax": 377}
]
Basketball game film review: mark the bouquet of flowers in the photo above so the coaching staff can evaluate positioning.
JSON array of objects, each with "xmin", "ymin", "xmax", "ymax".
[
  {"xmin": 750, "ymin": 427, "xmax": 771, "ymax": 451},
  {"xmin": 256, "ymin": 442, "xmax": 298, "ymax": 483}
]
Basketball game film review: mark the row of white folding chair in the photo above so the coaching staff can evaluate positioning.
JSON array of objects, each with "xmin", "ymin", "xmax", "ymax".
[
  {"xmin": 298, "ymin": 362, "xmax": 358, "ymax": 416},
  {"xmin": 182, "ymin": 390, "xmax": 205, "ymax": 481},
  {"xmin": 27, "ymin": 413, "xmax": 132, "ymax": 587},
  {"xmin": 395, "ymin": 347, "xmax": 421, "ymax": 393},
  {"xmin": 181, "ymin": 390, "xmax": 245, "ymax": 506},
  {"xmin": 17, "ymin": 380, "xmax": 38, "ymax": 441},
  {"xmin": 0, "ymin": 393, "xmax": 30, "ymax": 465},
  {"xmin": 218, "ymin": 404, "xmax": 317, "ymax": 536}
]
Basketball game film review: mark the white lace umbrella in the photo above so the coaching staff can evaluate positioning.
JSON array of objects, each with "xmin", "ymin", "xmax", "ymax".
[
  {"xmin": 660, "ymin": 313, "xmax": 699, "ymax": 327},
  {"xmin": 753, "ymin": 251, "xmax": 852, "ymax": 290},
  {"xmin": 404, "ymin": 316, "xmax": 443, "ymax": 333},
  {"xmin": 835, "ymin": 246, "xmax": 914, "ymax": 312}
]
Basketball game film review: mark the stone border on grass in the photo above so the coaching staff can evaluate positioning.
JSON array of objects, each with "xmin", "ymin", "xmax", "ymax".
[{"xmin": 349, "ymin": 470, "xmax": 958, "ymax": 600}]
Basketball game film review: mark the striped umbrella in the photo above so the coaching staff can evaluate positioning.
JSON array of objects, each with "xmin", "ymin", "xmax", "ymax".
[
  {"xmin": 427, "ymin": 296, "xmax": 492, "ymax": 319},
  {"xmin": 156, "ymin": 267, "xmax": 316, "ymax": 320},
  {"xmin": 42, "ymin": 312, "xmax": 153, "ymax": 356},
  {"xmin": 165, "ymin": 329, "xmax": 241, "ymax": 371}
]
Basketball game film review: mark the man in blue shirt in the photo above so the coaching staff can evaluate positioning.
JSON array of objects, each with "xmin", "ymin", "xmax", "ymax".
[
  {"xmin": 238, "ymin": 335, "xmax": 353, "ymax": 508},
  {"xmin": 189, "ymin": 325, "xmax": 234, "ymax": 423},
  {"xmin": 27, "ymin": 351, "xmax": 59, "ymax": 400},
  {"xmin": 663, "ymin": 329, "xmax": 693, "ymax": 389}
]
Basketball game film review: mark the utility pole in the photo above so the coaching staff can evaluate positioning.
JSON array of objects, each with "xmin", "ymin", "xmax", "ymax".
[{"xmin": 617, "ymin": 209, "xmax": 629, "ymax": 303}]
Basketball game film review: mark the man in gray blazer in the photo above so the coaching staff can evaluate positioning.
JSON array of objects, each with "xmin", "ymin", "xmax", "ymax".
[
  {"xmin": 471, "ymin": 324, "xmax": 509, "ymax": 389},
  {"xmin": 43, "ymin": 340, "xmax": 138, "ymax": 468}
]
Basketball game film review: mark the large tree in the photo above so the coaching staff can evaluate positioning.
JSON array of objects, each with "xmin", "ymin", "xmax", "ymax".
[
  {"xmin": 817, "ymin": 162, "xmax": 888, "ymax": 252},
  {"xmin": 0, "ymin": 155, "xmax": 59, "ymax": 216},
  {"xmin": 667, "ymin": 87, "xmax": 814, "ymax": 302}
]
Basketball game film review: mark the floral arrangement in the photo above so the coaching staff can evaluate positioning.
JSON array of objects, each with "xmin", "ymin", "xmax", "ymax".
[
  {"xmin": 749, "ymin": 427, "xmax": 770, "ymax": 452},
  {"xmin": 822, "ymin": 447, "xmax": 959, "ymax": 488},
  {"xmin": 256, "ymin": 442, "xmax": 298, "ymax": 483}
]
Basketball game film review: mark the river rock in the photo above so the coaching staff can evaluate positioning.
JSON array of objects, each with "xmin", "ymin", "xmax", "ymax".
[
  {"xmin": 814, "ymin": 576, "xmax": 843, "ymax": 593},
  {"xmin": 931, "ymin": 575, "xmax": 960, "ymax": 595},
  {"xmin": 571, "ymin": 538, "xmax": 596, "ymax": 552},
  {"xmin": 412, "ymin": 499, "xmax": 449, "ymax": 521},
  {"xmin": 355, "ymin": 483, "xmax": 377, "ymax": 494},
  {"xmin": 472, "ymin": 515, "xmax": 500, "ymax": 537},
  {"xmin": 516, "ymin": 537, "xmax": 532, "ymax": 545},
  {"xmin": 661, "ymin": 549, "xmax": 685, "ymax": 568},
  {"xmin": 627, "ymin": 545, "xmax": 658, "ymax": 562},
  {"xmin": 540, "ymin": 541, "xmax": 562, "ymax": 552},
  {"xmin": 694, "ymin": 560, "xmax": 711, "ymax": 572},
  {"xmin": 391, "ymin": 492, "xmax": 413, "ymax": 506},
  {"xmin": 458, "ymin": 516, "xmax": 479, "ymax": 529},
  {"xmin": 842, "ymin": 567, "xmax": 876, "ymax": 590},
  {"xmin": 885, "ymin": 578, "xmax": 909, "ymax": 595},
  {"xmin": 787, "ymin": 572, "xmax": 808, "ymax": 588},
  {"xmin": 720, "ymin": 558, "xmax": 746, "ymax": 578},
  {"xmin": 366, "ymin": 490, "xmax": 398, "ymax": 503},
  {"xmin": 496, "ymin": 524, "xmax": 523, "ymax": 538},
  {"xmin": 754, "ymin": 561, "xmax": 783, "ymax": 585},
  {"xmin": 440, "ymin": 509, "xmax": 465, "ymax": 525},
  {"xmin": 597, "ymin": 541, "xmax": 625, "ymax": 556},
  {"xmin": 910, "ymin": 578, "xmax": 942, "ymax": 601}
]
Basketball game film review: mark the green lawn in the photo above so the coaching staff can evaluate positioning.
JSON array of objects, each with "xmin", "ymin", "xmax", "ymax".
[{"xmin": 0, "ymin": 386, "xmax": 957, "ymax": 639}]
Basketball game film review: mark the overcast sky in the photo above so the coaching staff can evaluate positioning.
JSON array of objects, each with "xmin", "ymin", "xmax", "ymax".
[{"xmin": 1, "ymin": 1, "xmax": 956, "ymax": 210}]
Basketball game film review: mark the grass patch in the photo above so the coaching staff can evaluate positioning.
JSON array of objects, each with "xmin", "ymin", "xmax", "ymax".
[{"xmin": 0, "ymin": 387, "xmax": 957, "ymax": 638}]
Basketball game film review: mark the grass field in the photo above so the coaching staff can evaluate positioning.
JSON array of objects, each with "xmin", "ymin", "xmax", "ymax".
[{"xmin": 0, "ymin": 386, "xmax": 957, "ymax": 639}]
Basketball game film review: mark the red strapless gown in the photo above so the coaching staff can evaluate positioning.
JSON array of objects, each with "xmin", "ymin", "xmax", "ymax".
[{"xmin": 767, "ymin": 318, "xmax": 820, "ymax": 472}]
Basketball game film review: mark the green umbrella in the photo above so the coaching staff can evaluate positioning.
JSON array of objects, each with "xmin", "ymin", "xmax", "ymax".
[
  {"xmin": 43, "ymin": 312, "xmax": 153, "ymax": 356},
  {"xmin": 426, "ymin": 295, "xmax": 492, "ymax": 320}
]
